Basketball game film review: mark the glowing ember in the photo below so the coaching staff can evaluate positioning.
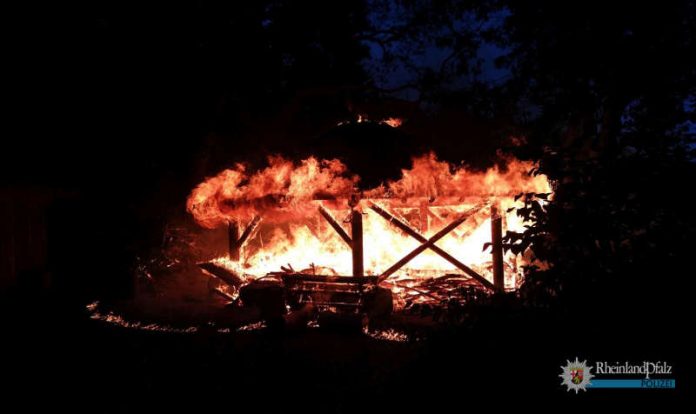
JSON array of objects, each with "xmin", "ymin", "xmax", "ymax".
[
  {"xmin": 187, "ymin": 152, "xmax": 551, "ymax": 290},
  {"xmin": 363, "ymin": 327, "xmax": 411, "ymax": 342},
  {"xmin": 236, "ymin": 321, "xmax": 267, "ymax": 332},
  {"xmin": 381, "ymin": 117, "xmax": 403, "ymax": 128},
  {"xmin": 86, "ymin": 301, "xmax": 198, "ymax": 333}
]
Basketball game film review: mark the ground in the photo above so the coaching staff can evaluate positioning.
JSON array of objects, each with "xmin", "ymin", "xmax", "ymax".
[{"xmin": 2, "ymin": 293, "xmax": 688, "ymax": 413}]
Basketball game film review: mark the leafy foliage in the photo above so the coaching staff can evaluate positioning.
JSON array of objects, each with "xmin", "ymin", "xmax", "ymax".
[{"xmin": 369, "ymin": 0, "xmax": 696, "ymax": 311}]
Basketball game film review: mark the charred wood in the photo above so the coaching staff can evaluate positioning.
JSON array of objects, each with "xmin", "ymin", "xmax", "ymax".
[
  {"xmin": 198, "ymin": 262, "xmax": 245, "ymax": 288},
  {"xmin": 318, "ymin": 205, "xmax": 352, "ymax": 247},
  {"xmin": 371, "ymin": 202, "xmax": 495, "ymax": 290}
]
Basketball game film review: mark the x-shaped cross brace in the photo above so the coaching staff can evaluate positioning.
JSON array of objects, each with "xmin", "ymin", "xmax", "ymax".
[{"xmin": 370, "ymin": 202, "xmax": 496, "ymax": 290}]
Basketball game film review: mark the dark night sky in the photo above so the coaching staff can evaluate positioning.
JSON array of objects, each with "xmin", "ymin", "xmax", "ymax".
[
  {"xmin": 364, "ymin": 8, "xmax": 511, "ymax": 99},
  {"xmin": 3, "ymin": 3, "xmax": 694, "ymax": 196}
]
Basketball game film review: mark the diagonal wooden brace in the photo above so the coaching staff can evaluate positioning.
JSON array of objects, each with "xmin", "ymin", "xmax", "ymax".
[
  {"xmin": 371, "ymin": 202, "xmax": 495, "ymax": 290},
  {"xmin": 238, "ymin": 215, "xmax": 261, "ymax": 247},
  {"xmin": 377, "ymin": 212, "xmax": 470, "ymax": 283},
  {"xmin": 318, "ymin": 205, "xmax": 352, "ymax": 247},
  {"xmin": 228, "ymin": 215, "xmax": 261, "ymax": 260}
]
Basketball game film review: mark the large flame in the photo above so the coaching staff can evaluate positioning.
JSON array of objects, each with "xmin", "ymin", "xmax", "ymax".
[
  {"xmin": 188, "ymin": 152, "xmax": 551, "ymax": 289},
  {"xmin": 187, "ymin": 156, "xmax": 358, "ymax": 227}
]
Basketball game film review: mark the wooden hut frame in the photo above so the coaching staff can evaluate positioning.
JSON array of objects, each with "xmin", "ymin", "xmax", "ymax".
[{"xmin": 226, "ymin": 199, "xmax": 506, "ymax": 293}]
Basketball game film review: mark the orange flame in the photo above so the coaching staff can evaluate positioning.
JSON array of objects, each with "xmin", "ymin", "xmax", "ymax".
[
  {"xmin": 188, "ymin": 152, "xmax": 551, "ymax": 289},
  {"xmin": 381, "ymin": 117, "xmax": 403, "ymax": 128},
  {"xmin": 187, "ymin": 156, "xmax": 358, "ymax": 227}
]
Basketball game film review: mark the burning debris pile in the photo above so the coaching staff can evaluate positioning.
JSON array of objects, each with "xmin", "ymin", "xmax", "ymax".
[{"xmin": 186, "ymin": 151, "xmax": 551, "ymax": 329}]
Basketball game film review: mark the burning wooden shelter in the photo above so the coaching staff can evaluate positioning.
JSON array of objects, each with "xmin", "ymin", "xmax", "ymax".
[{"xmin": 189, "ymin": 150, "xmax": 551, "ymax": 326}]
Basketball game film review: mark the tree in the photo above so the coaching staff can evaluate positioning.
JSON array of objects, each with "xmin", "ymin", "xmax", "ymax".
[
  {"xmin": 364, "ymin": 0, "xmax": 696, "ymax": 312},
  {"xmin": 491, "ymin": 1, "xmax": 696, "ymax": 317}
]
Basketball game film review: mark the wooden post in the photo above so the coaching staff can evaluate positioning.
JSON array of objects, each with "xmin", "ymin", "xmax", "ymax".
[
  {"xmin": 228, "ymin": 220, "xmax": 240, "ymax": 261},
  {"xmin": 491, "ymin": 205, "xmax": 504, "ymax": 292},
  {"xmin": 351, "ymin": 209, "xmax": 364, "ymax": 277},
  {"xmin": 419, "ymin": 199, "xmax": 429, "ymax": 233}
]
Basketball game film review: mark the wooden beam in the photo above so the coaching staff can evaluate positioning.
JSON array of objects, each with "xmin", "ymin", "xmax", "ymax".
[
  {"xmin": 229, "ymin": 216, "xmax": 261, "ymax": 261},
  {"xmin": 370, "ymin": 202, "xmax": 495, "ymax": 290},
  {"xmin": 351, "ymin": 210, "xmax": 364, "ymax": 277},
  {"xmin": 491, "ymin": 205, "xmax": 505, "ymax": 292},
  {"xmin": 377, "ymin": 212, "xmax": 472, "ymax": 283},
  {"xmin": 419, "ymin": 199, "xmax": 429, "ymax": 233},
  {"xmin": 318, "ymin": 205, "xmax": 352, "ymax": 247},
  {"xmin": 228, "ymin": 220, "xmax": 240, "ymax": 261},
  {"xmin": 212, "ymin": 287, "xmax": 235, "ymax": 301},
  {"xmin": 276, "ymin": 273, "xmax": 378, "ymax": 283},
  {"xmin": 198, "ymin": 262, "xmax": 245, "ymax": 288},
  {"xmin": 237, "ymin": 215, "xmax": 261, "ymax": 247}
]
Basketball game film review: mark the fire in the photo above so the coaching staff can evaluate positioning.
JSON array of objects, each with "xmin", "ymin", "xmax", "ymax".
[
  {"xmin": 188, "ymin": 152, "xmax": 551, "ymax": 290},
  {"xmin": 187, "ymin": 156, "xmax": 358, "ymax": 227},
  {"xmin": 381, "ymin": 117, "xmax": 403, "ymax": 128},
  {"xmin": 86, "ymin": 302, "xmax": 199, "ymax": 333}
]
